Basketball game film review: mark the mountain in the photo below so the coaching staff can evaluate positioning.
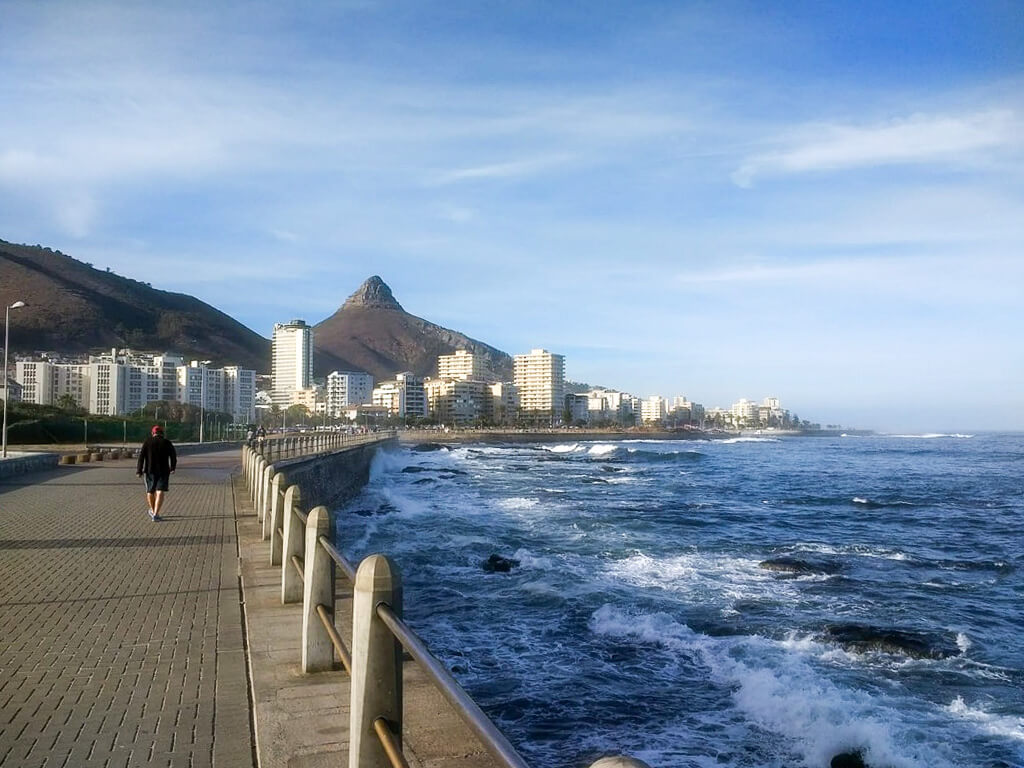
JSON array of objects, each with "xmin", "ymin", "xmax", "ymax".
[
  {"xmin": 313, "ymin": 276, "xmax": 513, "ymax": 381},
  {"xmin": 0, "ymin": 239, "xmax": 269, "ymax": 370}
]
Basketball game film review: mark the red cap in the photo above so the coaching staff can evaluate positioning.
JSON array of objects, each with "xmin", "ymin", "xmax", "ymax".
[{"xmin": 151, "ymin": 425, "xmax": 164, "ymax": 435}]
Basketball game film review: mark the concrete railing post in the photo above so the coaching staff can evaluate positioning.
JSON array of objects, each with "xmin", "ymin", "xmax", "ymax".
[
  {"xmin": 260, "ymin": 465, "xmax": 276, "ymax": 524},
  {"xmin": 350, "ymin": 555, "xmax": 403, "ymax": 768},
  {"xmin": 281, "ymin": 485, "xmax": 304, "ymax": 603},
  {"xmin": 588, "ymin": 759, "xmax": 652, "ymax": 768},
  {"xmin": 302, "ymin": 505, "xmax": 335, "ymax": 672},
  {"xmin": 254, "ymin": 457, "xmax": 266, "ymax": 506},
  {"xmin": 266, "ymin": 473, "xmax": 283, "ymax": 544}
]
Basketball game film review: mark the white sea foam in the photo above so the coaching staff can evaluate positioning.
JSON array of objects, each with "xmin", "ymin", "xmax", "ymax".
[
  {"xmin": 497, "ymin": 496, "xmax": 540, "ymax": 511},
  {"xmin": 604, "ymin": 551, "xmax": 796, "ymax": 605},
  {"xmin": 956, "ymin": 633, "xmax": 972, "ymax": 653},
  {"xmin": 887, "ymin": 433, "xmax": 975, "ymax": 439},
  {"xmin": 589, "ymin": 605, "xmax": 956, "ymax": 768},
  {"xmin": 947, "ymin": 697, "xmax": 1024, "ymax": 741},
  {"xmin": 545, "ymin": 443, "xmax": 580, "ymax": 453},
  {"xmin": 720, "ymin": 436, "xmax": 781, "ymax": 444},
  {"xmin": 369, "ymin": 448, "xmax": 413, "ymax": 479},
  {"xmin": 587, "ymin": 443, "xmax": 618, "ymax": 456}
]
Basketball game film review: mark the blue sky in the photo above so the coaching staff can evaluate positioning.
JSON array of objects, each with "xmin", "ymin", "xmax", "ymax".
[{"xmin": 1, "ymin": 0, "xmax": 1022, "ymax": 431}]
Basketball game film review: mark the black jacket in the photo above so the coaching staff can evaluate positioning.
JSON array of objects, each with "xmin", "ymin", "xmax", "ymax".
[{"xmin": 137, "ymin": 435, "xmax": 177, "ymax": 476}]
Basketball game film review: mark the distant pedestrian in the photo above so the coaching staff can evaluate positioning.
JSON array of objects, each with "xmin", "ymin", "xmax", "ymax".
[
  {"xmin": 137, "ymin": 425, "xmax": 177, "ymax": 521},
  {"xmin": 246, "ymin": 426, "xmax": 255, "ymax": 445},
  {"xmin": 256, "ymin": 425, "xmax": 266, "ymax": 447}
]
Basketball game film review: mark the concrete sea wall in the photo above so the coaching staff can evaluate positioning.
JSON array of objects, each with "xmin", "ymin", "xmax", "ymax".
[
  {"xmin": 269, "ymin": 439, "xmax": 393, "ymax": 509},
  {"xmin": 0, "ymin": 452, "xmax": 60, "ymax": 479}
]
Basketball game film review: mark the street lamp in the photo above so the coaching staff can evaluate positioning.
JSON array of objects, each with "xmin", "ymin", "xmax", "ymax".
[
  {"xmin": 2, "ymin": 300, "xmax": 26, "ymax": 459},
  {"xmin": 198, "ymin": 360, "xmax": 212, "ymax": 443}
]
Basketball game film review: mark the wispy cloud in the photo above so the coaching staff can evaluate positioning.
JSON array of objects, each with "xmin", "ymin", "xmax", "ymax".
[
  {"xmin": 430, "ymin": 154, "xmax": 575, "ymax": 185},
  {"xmin": 732, "ymin": 109, "xmax": 1023, "ymax": 186}
]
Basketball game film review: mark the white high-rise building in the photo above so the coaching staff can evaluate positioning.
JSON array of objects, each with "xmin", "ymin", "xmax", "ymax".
[
  {"xmin": 437, "ymin": 350, "xmax": 491, "ymax": 381},
  {"xmin": 15, "ymin": 361, "xmax": 54, "ymax": 406},
  {"xmin": 223, "ymin": 366, "xmax": 257, "ymax": 423},
  {"xmin": 326, "ymin": 371, "xmax": 374, "ymax": 417},
  {"xmin": 513, "ymin": 349, "xmax": 565, "ymax": 421},
  {"xmin": 272, "ymin": 319, "xmax": 313, "ymax": 404}
]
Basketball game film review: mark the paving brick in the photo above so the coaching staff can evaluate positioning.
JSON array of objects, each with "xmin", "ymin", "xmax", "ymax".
[{"xmin": 0, "ymin": 452, "xmax": 254, "ymax": 768}]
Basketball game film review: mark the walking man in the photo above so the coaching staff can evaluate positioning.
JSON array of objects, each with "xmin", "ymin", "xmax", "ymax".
[{"xmin": 137, "ymin": 425, "xmax": 177, "ymax": 521}]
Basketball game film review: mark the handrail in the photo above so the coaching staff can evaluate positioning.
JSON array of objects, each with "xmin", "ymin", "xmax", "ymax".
[
  {"xmin": 373, "ymin": 717, "xmax": 410, "ymax": 768},
  {"xmin": 316, "ymin": 604, "xmax": 351, "ymax": 672},
  {"xmin": 290, "ymin": 555, "xmax": 304, "ymax": 581},
  {"xmin": 375, "ymin": 601, "xmax": 532, "ymax": 768},
  {"xmin": 318, "ymin": 536, "xmax": 357, "ymax": 582}
]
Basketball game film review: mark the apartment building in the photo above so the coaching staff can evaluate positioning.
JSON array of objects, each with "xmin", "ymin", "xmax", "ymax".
[
  {"xmin": 372, "ymin": 372, "xmax": 426, "ymax": 418},
  {"xmin": 437, "ymin": 350, "xmax": 492, "ymax": 381},
  {"xmin": 326, "ymin": 371, "xmax": 374, "ymax": 417},
  {"xmin": 14, "ymin": 351, "xmax": 255, "ymax": 421},
  {"xmin": 640, "ymin": 395, "xmax": 667, "ymax": 424},
  {"xmin": 223, "ymin": 366, "xmax": 257, "ymax": 424},
  {"xmin": 512, "ymin": 349, "xmax": 565, "ymax": 421},
  {"xmin": 271, "ymin": 319, "xmax": 313, "ymax": 405},
  {"xmin": 424, "ymin": 378, "xmax": 489, "ymax": 424}
]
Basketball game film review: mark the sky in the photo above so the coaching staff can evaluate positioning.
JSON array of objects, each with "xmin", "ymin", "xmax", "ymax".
[{"xmin": 1, "ymin": 0, "xmax": 1022, "ymax": 432}]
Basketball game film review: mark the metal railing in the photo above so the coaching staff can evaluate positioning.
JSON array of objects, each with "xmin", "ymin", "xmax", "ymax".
[{"xmin": 241, "ymin": 440, "xmax": 650, "ymax": 768}]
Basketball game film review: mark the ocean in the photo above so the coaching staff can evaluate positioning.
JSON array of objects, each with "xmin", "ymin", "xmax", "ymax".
[{"xmin": 335, "ymin": 433, "xmax": 1024, "ymax": 768}]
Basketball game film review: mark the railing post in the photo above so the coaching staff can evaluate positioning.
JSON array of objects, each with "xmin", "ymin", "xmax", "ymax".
[
  {"xmin": 281, "ymin": 485, "xmax": 304, "ymax": 603},
  {"xmin": 254, "ymin": 456, "xmax": 266, "ymax": 505},
  {"xmin": 260, "ymin": 465, "xmax": 276, "ymax": 524},
  {"xmin": 302, "ymin": 505, "xmax": 335, "ymax": 673},
  {"xmin": 350, "ymin": 555, "xmax": 402, "ymax": 768},
  {"xmin": 266, "ymin": 473, "xmax": 283, "ymax": 544}
]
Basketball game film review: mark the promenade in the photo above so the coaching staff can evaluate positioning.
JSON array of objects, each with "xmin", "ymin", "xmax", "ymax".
[
  {"xmin": 0, "ymin": 450, "xmax": 252, "ymax": 767},
  {"xmin": 0, "ymin": 446, "xmax": 505, "ymax": 768}
]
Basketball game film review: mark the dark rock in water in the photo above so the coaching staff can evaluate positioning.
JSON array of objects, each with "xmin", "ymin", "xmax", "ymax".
[
  {"xmin": 401, "ymin": 465, "xmax": 431, "ymax": 473},
  {"xmin": 824, "ymin": 623, "xmax": 956, "ymax": 659},
  {"xmin": 482, "ymin": 554, "xmax": 520, "ymax": 573},
  {"xmin": 759, "ymin": 556, "xmax": 841, "ymax": 576},
  {"xmin": 412, "ymin": 477, "xmax": 436, "ymax": 485},
  {"xmin": 411, "ymin": 442, "xmax": 448, "ymax": 452},
  {"xmin": 831, "ymin": 751, "xmax": 867, "ymax": 768}
]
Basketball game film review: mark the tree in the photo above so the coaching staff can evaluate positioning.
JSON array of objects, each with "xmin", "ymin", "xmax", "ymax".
[
  {"xmin": 284, "ymin": 404, "xmax": 310, "ymax": 426},
  {"xmin": 56, "ymin": 394, "xmax": 79, "ymax": 411}
]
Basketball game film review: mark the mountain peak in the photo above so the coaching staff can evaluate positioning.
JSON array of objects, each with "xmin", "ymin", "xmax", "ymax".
[{"xmin": 342, "ymin": 276, "xmax": 403, "ymax": 310}]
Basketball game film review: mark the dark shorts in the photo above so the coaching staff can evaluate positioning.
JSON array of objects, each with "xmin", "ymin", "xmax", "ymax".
[{"xmin": 145, "ymin": 473, "xmax": 170, "ymax": 493}]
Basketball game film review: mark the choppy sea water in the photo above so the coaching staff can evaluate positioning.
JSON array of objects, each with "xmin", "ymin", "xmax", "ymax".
[{"xmin": 335, "ymin": 434, "xmax": 1024, "ymax": 768}]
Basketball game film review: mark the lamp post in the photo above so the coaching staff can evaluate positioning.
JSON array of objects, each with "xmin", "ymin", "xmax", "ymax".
[
  {"xmin": 198, "ymin": 360, "xmax": 212, "ymax": 443},
  {"xmin": 2, "ymin": 300, "xmax": 27, "ymax": 459}
]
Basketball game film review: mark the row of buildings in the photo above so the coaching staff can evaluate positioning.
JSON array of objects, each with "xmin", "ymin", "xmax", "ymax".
[
  {"xmin": 12, "ymin": 349, "xmax": 257, "ymax": 422},
  {"xmin": 4, "ymin": 315, "xmax": 792, "ymax": 430},
  {"xmin": 269, "ymin": 320, "xmax": 793, "ymax": 428}
]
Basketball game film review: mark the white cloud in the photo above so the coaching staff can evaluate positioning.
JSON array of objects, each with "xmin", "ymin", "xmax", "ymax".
[
  {"xmin": 733, "ymin": 109, "xmax": 1023, "ymax": 186},
  {"xmin": 430, "ymin": 153, "xmax": 575, "ymax": 185}
]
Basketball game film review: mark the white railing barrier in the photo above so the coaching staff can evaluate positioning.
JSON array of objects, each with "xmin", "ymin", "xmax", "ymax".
[
  {"xmin": 281, "ymin": 484, "xmax": 305, "ymax": 604},
  {"xmin": 350, "ymin": 554, "xmax": 403, "ymax": 768},
  {"xmin": 302, "ymin": 505, "xmax": 335, "ymax": 673}
]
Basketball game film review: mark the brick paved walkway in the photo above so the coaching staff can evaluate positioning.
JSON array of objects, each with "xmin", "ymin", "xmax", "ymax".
[{"xmin": 0, "ymin": 451, "xmax": 253, "ymax": 768}]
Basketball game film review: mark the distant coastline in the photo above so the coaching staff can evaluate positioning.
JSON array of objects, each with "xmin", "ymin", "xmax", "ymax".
[{"xmin": 395, "ymin": 427, "xmax": 867, "ymax": 444}]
